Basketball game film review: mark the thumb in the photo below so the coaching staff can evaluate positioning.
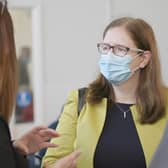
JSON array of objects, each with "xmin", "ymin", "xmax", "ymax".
[
  {"xmin": 13, "ymin": 140, "xmax": 29, "ymax": 155},
  {"xmin": 68, "ymin": 150, "xmax": 81, "ymax": 160},
  {"xmin": 43, "ymin": 161, "xmax": 50, "ymax": 168}
]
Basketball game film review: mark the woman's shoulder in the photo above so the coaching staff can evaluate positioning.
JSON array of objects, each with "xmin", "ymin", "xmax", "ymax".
[
  {"xmin": 0, "ymin": 117, "xmax": 11, "ymax": 150},
  {"xmin": 66, "ymin": 87, "xmax": 87, "ymax": 101},
  {"xmin": 0, "ymin": 116, "xmax": 16, "ymax": 167},
  {"xmin": 0, "ymin": 116, "xmax": 29, "ymax": 168},
  {"xmin": 0, "ymin": 116, "xmax": 11, "ymax": 142}
]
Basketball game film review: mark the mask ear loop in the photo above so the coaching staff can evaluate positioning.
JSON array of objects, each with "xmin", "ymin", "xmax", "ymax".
[
  {"xmin": 130, "ymin": 51, "xmax": 145, "ymax": 74},
  {"xmin": 132, "ymin": 51, "xmax": 144, "ymax": 60}
]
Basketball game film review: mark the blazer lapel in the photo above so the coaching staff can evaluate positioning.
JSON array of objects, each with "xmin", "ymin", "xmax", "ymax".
[
  {"xmin": 131, "ymin": 105, "xmax": 168, "ymax": 167},
  {"xmin": 76, "ymin": 98, "xmax": 107, "ymax": 168}
]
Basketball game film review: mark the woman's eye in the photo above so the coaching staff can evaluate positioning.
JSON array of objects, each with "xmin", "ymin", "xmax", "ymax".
[
  {"xmin": 103, "ymin": 46, "xmax": 109, "ymax": 50},
  {"xmin": 117, "ymin": 46, "xmax": 126, "ymax": 52}
]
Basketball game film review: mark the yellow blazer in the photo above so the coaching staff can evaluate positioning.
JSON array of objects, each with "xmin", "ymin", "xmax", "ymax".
[{"xmin": 42, "ymin": 89, "xmax": 168, "ymax": 168}]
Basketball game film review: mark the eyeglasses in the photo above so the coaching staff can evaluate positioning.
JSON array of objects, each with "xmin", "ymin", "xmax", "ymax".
[
  {"xmin": 0, "ymin": 0, "xmax": 7, "ymax": 16},
  {"xmin": 97, "ymin": 43, "xmax": 144, "ymax": 57}
]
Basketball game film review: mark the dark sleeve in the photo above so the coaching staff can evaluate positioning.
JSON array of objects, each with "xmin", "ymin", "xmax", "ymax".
[
  {"xmin": 0, "ymin": 117, "xmax": 29, "ymax": 168},
  {"xmin": 0, "ymin": 118, "xmax": 17, "ymax": 168}
]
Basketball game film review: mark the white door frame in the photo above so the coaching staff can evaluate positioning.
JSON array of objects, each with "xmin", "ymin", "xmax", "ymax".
[{"xmin": 8, "ymin": 0, "xmax": 44, "ymax": 137}]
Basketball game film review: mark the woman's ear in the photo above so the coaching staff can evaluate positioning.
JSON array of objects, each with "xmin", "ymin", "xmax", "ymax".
[{"xmin": 139, "ymin": 51, "xmax": 152, "ymax": 68}]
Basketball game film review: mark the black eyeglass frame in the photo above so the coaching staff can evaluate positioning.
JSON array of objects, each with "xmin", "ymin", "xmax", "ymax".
[{"xmin": 97, "ymin": 43, "xmax": 145, "ymax": 57}]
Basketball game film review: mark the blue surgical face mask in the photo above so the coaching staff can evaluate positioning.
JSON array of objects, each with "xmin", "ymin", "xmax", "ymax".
[{"xmin": 98, "ymin": 52, "xmax": 135, "ymax": 85}]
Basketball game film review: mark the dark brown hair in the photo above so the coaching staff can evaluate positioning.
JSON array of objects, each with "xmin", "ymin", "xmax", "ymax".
[
  {"xmin": 0, "ymin": 2, "xmax": 17, "ymax": 122},
  {"xmin": 87, "ymin": 17, "xmax": 166, "ymax": 124}
]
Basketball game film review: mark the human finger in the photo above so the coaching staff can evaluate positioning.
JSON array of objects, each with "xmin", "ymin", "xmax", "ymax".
[
  {"xmin": 39, "ymin": 142, "xmax": 59, "ymax": 149},
  {"xmin": 39, "ymin": 129, "xmax": 60, "ymax": 138},
  {"xmin": 68, "ymin": 150, "xmax": 81, "ymax": 161},
  {"xmin": 30, "ymin": 125, "xmax": 48, "ymax": 134}
]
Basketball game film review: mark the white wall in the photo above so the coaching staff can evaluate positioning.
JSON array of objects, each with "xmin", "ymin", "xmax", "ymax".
[
  {"xmin": 42, "ymin": 0, "xmax": 109, "ymax": 124},
  {"xmin": 109, "ymin": 0, "xmax": 168, "ymax": 85}
]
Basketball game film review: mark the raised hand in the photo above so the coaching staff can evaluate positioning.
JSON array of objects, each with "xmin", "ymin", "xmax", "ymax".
[{"xmin": 13, "ymin": 126, "xmax": 59, "ymax": 155}]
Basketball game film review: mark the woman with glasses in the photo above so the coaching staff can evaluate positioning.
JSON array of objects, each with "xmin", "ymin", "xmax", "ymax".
[
  {"xmin": 42, "ymin": 17, "xmax": 168, "ymax": 168},
  {"xmin": 0, "ymin": 1, "xmax": 61, "ymax": 168}
]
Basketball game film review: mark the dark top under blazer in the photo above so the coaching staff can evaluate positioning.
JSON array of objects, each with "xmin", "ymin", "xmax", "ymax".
[{"xmin": 94, "ymin": 102, "xmax": 146, "ymax": 168}]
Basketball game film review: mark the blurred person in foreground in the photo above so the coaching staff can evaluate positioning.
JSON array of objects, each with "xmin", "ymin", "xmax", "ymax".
[{"xmin": 0, "ymin": 1, "xmax": 81, "ymax": 168}]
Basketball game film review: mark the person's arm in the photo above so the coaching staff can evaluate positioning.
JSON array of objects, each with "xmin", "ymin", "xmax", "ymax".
[
  {"xmin": 41, "ymin": 90, "xmax": 79, "ymax": 167},
  {"xmin": 0, "ymin": 118, "xmax": 17, "ymax": 168}
]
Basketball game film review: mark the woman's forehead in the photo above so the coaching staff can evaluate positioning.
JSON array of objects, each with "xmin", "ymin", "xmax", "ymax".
[{"xmin": 103, "ymin": 27, "xmax": 137, "ymax": 48}]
